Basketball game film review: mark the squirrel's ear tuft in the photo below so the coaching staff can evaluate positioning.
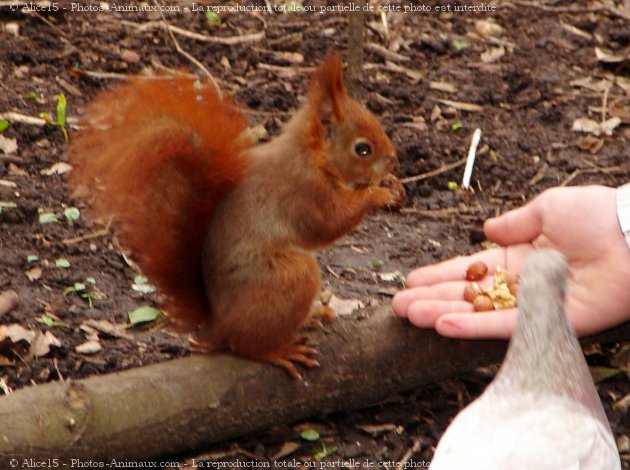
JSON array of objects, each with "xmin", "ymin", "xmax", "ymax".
[{"xmin": 308, "ymin": 52, "xmax": 347, "ymax": 126}]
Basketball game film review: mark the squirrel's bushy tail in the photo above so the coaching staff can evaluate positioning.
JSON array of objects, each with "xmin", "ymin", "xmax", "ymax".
[{"xmin": 68, "ymin": 76, "xmax": 250, "ymax": 331}]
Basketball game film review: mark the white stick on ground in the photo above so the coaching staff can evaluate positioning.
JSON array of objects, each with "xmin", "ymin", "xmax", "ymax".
[{"xmin": 462, "ymin": 128, "xmax": 482, "ymax": 190}]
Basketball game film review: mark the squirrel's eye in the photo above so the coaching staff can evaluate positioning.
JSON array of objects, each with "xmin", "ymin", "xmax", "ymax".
[{"xmin": 354, "ymin": 140, "xmax": 372, "ymax": 157}]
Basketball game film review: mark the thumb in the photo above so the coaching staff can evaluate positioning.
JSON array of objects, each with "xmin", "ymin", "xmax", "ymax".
[{"xmin": 484, "ymin": 199, "xmax": 543, "ymax": 245}]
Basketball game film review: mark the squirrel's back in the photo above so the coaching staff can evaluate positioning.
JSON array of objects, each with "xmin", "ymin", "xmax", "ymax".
[{"xmin": 68, "ymin": 76, "xmax": 250, "ymax": 330}]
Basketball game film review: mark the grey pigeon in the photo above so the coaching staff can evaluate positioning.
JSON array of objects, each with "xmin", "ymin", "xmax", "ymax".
[{"xmin": 431, "ymin": 249, "xmax": 620, "ymax": 469}]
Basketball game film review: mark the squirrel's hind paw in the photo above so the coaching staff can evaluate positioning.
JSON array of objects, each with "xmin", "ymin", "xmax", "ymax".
[{"xmin": 261, "ymin": 341, "xmax": 320, "ymax": 380}]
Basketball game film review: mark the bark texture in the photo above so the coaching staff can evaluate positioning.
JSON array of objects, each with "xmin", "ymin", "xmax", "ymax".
[{"xmin": 0, "ymin": 307, "xmax": 627, "ymax": 464}]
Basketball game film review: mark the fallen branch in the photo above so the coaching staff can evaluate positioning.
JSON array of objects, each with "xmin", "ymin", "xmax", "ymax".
[
  {"xmin": 0, "ymin": 112, "xmax": 46, "ymax": 127},
  {"xmin": 400, "ymin": 158, "xmax": 467, "ymax": 184},
  {"xmin": 0, "ymin": 307, "xmax": 627, "ymax": 464}
]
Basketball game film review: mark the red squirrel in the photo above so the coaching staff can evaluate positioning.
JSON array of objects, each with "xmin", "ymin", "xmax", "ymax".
[{"xmin": 68, "ymin": 53, "xmax": 403, "ymax": 379}]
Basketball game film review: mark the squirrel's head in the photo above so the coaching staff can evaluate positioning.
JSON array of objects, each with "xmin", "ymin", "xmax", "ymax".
[{"xmin": 307, "ymin": 53, "xmax": 398, "ymax": 188}]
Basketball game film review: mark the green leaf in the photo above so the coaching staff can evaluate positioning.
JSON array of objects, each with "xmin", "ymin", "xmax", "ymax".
[
  {"xmin": 39, "ymin": 112, "xmax": 55, "ymax": 125},
  {"xmin": 63, "ymin": 285, "xmax": 76, "ymax": 296},
  {"xmin": 80, "ymin": 292, "xmax": 94, "ymax": 308},
  {"xmin": 452, "ymin": 39, "xmax": 469, "ymax": 50},
  {"xmin": 300, "ymin": 429, "xmax": 320, "ymax": 441},
  {"xmin": 38, "ymin": 212, "xmax": 58, "ymax": 224},
  {"xmin": 205, "ymin": 10, "xmax": 221, "ymax": 26},
  {"xmin": 447, "ymin": 181, "xmax": 458, "ymax": 191},
  {"xmin": 73, "ymin": 282, "xmax": 86, "ymax": 292},
  {"xmin": 26, "ymin": 255, "xmax": 39, "ymax": 263},
  {"xmin": 39, "ymin": 314, "xmax": 70, "ymax": 328},
  {"xmin": 134, "ymin": 275, "xmax": 149, "ymax": 285},
  {"xmin": 0, "ymin": 120, "xmax": 9, "ymax": 132},
  {"xmin": 55, "ymin": 258, "xmax": 70, "ymax": 269},
  {"xmin": 85, "ymin": 277, "xmax": 96, "ymax": 284},
  {"xmin": 25, "ymin": 91, "xmax": 43, "ymax": 104},
  {"xmin": 56, "ymin": 94, "xmax": 67, "ymax": 126},
  {"xmin": 64, "ymin": 207, "xmax": 80, "ymax": 221},
  {"xmin": 451, "ymin": 122, "xmax": 463, "ymax": 131},
  {"xmin": 0, "ymin": 201, "xmax": 17, "ymax": 212},
  {"xmin": 372, "ymin": 259, "xmax": 385, "ymax": 269},
  {"xmin": 314, "ymin": 445, "xmax": 337, "ymax": 460},
  {"xmin": 128, "ymin": 306, "xmax": 162, "ymax": 326}
]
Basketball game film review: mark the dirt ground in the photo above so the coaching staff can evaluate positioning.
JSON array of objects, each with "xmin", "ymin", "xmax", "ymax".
[{"xmin": 1, "ymin": 0, "xmax": 629, "ymax": 466}]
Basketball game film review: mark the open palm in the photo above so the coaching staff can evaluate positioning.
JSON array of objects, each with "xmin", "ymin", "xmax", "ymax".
[{"xmin": 393, "ymin": 186, "xmax": 630, "ymax": 339}]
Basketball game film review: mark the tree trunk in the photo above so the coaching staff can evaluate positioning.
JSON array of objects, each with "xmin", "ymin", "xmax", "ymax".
[{"xmin": 0, "ymin": 307, "xmax": 627, "ymax": 465}]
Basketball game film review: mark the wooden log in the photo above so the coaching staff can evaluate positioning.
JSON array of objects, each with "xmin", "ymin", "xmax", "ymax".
[{"xmin": 0, "ymin": 307, "xmax": 627, "ymax": 465}]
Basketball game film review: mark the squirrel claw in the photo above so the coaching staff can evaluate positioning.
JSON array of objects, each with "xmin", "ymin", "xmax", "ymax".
[
  {"xmin": 304, "ymin": 305, "xmax": 335, "ymax": 329},
  {"xmin": 262, "ymin": 343, "xmax": 320, "ymax": 380}
]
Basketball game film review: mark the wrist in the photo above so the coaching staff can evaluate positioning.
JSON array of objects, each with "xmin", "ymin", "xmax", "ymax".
[{"xmin": 617, "ymin": 183, "xmax": 630, "ymax": 251}]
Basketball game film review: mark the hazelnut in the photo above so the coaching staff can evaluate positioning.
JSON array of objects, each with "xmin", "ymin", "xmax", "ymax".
[
  {"xmin": 473, "ymin": 295, "xmax": 494, "ymax": 312},
  {"xmin": 463, "ymin": 282, "xmax": 482, "ymax": 303},
  {"xmin": 466, "ymin": 261, "xmax": 488, "ymax": 281}
]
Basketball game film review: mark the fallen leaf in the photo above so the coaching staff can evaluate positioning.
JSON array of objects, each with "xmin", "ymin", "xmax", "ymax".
[
  {"xmin": 572, "ymin": 117, "xmax": 601, "ymax": 135},
  {"xmin": 475, "ymin": 19, "xmax": 504, "ymax": 38},
  {"xmin": 27, "ymin": 331, "xmax": 60, "ymax": 359},
  {"xmin": 576, "ymin": 135, "xmax": 604, "ymax": 154},
  {"xmin": 0, "ymin": 135, "xmax": 17, "ymax": 154},
  {"xmin": 271, "ymin": 441, "xmax": 300, "ymax": 460},
  {"xmin": 378, "ymin": 271, "xmax": 404, "ymax": 283},
  {"xmin": 0, "ymin": 324, "xmax": 36, "ymax": 344},
  {"xmin": 83, "ymin": 319, "xmax": 134, "ymax": 339},
  {"xmin": 481, "ymin": 46, "xmax": 505, "ymax": 64},
  {"xmin": 328, "ymin": 295, "xmax": 364, "ymax": 316},
  {"xmin": 600, "ymin": 117, "xmax": 622, "ymax": 135},
  {"xmin": 569, "ymin": 76, "xmax": 612, "ymax": 93},
  {"xmin": 617, "ymin": 435, "xmax": 630, "ymax": 453},
  {"xmin": 40, "ymin": 162, "xmax": 73, "ymax": 176},
  {"xmin": 615, "ymin": 76, "xmax": 630, "ymax": 95},
  {"xmin": 595, "ymin": 47, "xmax": 627, "ymax": 63},
  {"xmin": 75, "ymin": 340, "xmax": 102, "ymax": 355},
  {"xmin": 429, "ymin": 81, "xmax": 457, "ymax": 93}
]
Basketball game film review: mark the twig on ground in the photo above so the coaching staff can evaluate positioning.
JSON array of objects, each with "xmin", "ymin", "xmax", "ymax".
[
  {"xmin": 152, "ymin": 0, "xmax": 221, "ymax": 96},
  {"xmin": 601, "ymin": 81, "xmax": 613, "ymax": 123},
  {"xmin": 510, "ymin": 0, "xmax": 630, "ymax": 21},
  {"xmin": 0, "ymin": 112, "xmax": 46, "ymax": 127},
  {"xmin": 400, "ymin": 158, "xmax": 467, "ymax": 184},
  {"xmin": 62, "ymin": 228, "xmax": 110, "ymax": 245},
  {"xmin": 462, "ymin": 128, "xmax": 482, "ymax": 190},
  {"xmin": 560, "ymin": 164, "xmax": 629, "ymax": 187},
  {"xmin": 118, "ymin": 18, "xmax": 266, "ymax": 45},
  {"xmin": 397, "ymin": 437, "xmax": 424, "ymax": 469},
  {"xmin": 0, "ymin": 155, "xmax": 24, "ymax": 164}
]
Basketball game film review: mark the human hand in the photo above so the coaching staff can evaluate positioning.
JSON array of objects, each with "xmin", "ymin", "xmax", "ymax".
[{"xmin": 392, "ymin": 185, "xmax": 630, "ymax": 339}]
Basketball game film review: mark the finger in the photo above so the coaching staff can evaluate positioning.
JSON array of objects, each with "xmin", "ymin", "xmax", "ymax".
[
  {"xmin": 484, "ymin": 199, "xmax": 543, "ymax": 245},
  {"xmin": 405, "ymin": 300, "xmax": 474, "ymax": 328},
  {"xmin": 435, "ymin": 309, "xmax": 518, "ymax": 340},
  {"xmin": 405, "ymin": 248, "xmax": 507, "ymax": 287},
  {"xmin": 392, "ymin": 280, "xmax": 493, "ymax": 317}
]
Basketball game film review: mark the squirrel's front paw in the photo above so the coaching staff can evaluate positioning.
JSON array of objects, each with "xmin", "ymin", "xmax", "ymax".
[{"xmin": 379, "ymin": 174, "xmax": 406, "ymax": 211}]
